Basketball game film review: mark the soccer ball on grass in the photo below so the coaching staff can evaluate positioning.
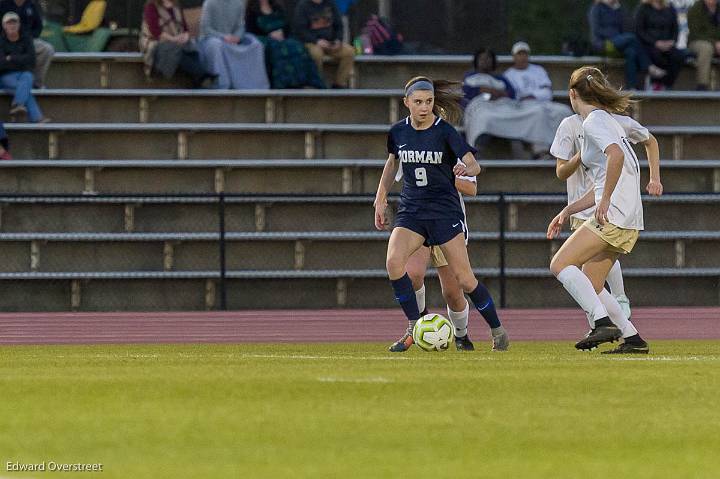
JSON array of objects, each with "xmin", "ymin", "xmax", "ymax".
[{"xmin": 412, "ymin": 314, "xmax": 454, "ymax": 352}]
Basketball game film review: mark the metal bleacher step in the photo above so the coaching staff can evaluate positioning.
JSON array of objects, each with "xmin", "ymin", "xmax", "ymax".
[
  {"xmin": 1, "ymin": 88, "xmax": 719, "ymax": 125},
  {"xmin": 2, "ymin": 53, "xmax": 719, "ymax": 311},
  {"xmin": 2, "ymin": 229, "xmax": 720, "ymax": 242},
  {"xmin": 2, "ymin": 267, "xmax": 719, "ymax": 281},
  {"xmin": 45, "ymin": 53, "xmax": 720, "ymax": 90},
  {"xmin": 6, "ymin": 122, "xmax": 720, "ymax": 160}
]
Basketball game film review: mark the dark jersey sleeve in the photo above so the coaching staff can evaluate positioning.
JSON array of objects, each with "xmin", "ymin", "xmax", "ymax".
[
  {"xmin": 386, "ymin": 129, "xmax": 398, "ymax": 156},
  {"xmin": 444, "ymin": 123, "xmax": 477, "ymax": 160}
]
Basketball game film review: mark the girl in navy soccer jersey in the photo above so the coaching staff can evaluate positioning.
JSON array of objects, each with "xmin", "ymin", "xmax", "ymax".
[
  {"xmin": 398, "ymin": 163, "xmax": 479, "ymax": 351},
  {"xmin": 373, "ymin": 76, "xmax": 510, "ymax": 352}
]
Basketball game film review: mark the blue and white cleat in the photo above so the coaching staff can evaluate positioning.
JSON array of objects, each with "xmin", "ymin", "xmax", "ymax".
[{"xmin": 389, "ymin": 331, "xmax": 414, "ymax": 352}]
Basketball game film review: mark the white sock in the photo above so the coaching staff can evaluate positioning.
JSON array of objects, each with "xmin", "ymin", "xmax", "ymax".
[
  {"xmin": 598, "ymin": 289, "xmax": 638, "ymax": 338},
  {"xmin": 415, "ymin": 284, "xmax": 426, "ymax": 314},
  {"xmin": 556, "ymin": 266, "xmax": 608, "ymax": 323},
  {"xmin": 606, "ymin": 260, "xmax": 626, "ymax": 298},
  {"xmin": 447, "ymin": 301, "xmax": 470, "ymax": 338}
]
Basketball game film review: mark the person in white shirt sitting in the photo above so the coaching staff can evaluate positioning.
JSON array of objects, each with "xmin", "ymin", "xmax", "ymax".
[
  {"xmin": 503, "ymin": 41, "xmax": 573, "ymax": 158},
  {"xmin": 464, "ymin": 41, "xmax": 572, "ymax": 159},
  {"xmin": 504, "ymin": 41, "xmax": 553, "ymax": 102}
]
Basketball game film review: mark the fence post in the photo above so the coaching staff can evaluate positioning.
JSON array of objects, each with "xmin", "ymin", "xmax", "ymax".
[
  {"xmin": 218, "ymin": 192, "xmax": 227, "ymax": 310},
  {"xmin": 498, "ymin": 193, "xmax": 507, "ymax": 308}
]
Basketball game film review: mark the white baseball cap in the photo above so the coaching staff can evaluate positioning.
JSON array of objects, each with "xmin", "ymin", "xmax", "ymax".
[
  {"xmin": 511, "ymin": 41, "xmax": 531, "ymax": 55},
  {"xmin": 2, "ymin": 12, "xmax": 20, "ymax": 24}
]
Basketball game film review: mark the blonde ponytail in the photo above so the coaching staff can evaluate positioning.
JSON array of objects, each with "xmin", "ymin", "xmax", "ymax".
[{"xmin": 568, "ymin": 66, "xmax": 634, "ymax": 114}]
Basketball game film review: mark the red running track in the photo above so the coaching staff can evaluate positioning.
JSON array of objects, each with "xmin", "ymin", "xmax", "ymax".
[{"xmin": 0, "ymin": 308, "xmax": 718, "ymax": 345}]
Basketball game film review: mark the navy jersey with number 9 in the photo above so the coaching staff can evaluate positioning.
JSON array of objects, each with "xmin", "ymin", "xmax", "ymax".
[{"xmin": 387, "ymin": 116, "xmax": 477, "ymax": 220}]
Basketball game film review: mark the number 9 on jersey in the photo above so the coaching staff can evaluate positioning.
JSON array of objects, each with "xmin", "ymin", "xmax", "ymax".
[{"xmin": 415, "ymin": 167, "xmax": 428, "ymax": 186}]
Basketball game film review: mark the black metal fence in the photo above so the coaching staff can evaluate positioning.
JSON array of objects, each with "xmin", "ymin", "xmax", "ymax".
[
  {"xmin": 3, "ymin": 192, "xmax": 719, "ymax": 310},
  {"xmin": 0, "ymin": 192, "xmax": 510, "ymax": 309}
]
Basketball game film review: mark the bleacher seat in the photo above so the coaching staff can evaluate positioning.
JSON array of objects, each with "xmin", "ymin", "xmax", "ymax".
[{"xmin": 1, "ymin": 53, "xmax": 719, "ymax": 310}]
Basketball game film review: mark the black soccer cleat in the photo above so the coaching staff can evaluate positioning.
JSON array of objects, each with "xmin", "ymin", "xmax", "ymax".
[
  {"xmin": 455, "ymin": 334, "xmax": 475, "ymax": 351},
  {"xmin": 601, "ymin": 341, "xmax": 650, "ymax": 355},
  {"xmin": 575, "ymin": 325, "xmax": 622, "ymax": 351}
]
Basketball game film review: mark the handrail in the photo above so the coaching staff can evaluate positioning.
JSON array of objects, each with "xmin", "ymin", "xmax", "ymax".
[
  {"xmin": 0, "ymin": 158, "xmax": 718, "ymax": 168},
  {"xmin": 0, "ymin": 192, "xmax": 718, "ymax": 308}
]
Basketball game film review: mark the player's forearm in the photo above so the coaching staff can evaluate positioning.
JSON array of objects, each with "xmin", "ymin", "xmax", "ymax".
[
  {"xmin": 564, "ymin": 189, "xmax": 595, "ymax": 216},
  {"xmin": 601, "ymin": 150, "xmax": 624, "ymax": 203},
  {"xmin": 556, "ymin": 152, "xmax": 581, "ymax": 180},
  {"xmin": 461, "ymin": 152, "xmax": 482, "ymax": 176},
  {"xmin": 643, "ymin": 134, "xmax": 661, "ymax": 181},
  {"xmin": 455, "ymin": 178, "xmax": 477, "ymax": 196},
  {"xmin": 374, "ymin": 157, "xmax": 397, "ymax": 206}
]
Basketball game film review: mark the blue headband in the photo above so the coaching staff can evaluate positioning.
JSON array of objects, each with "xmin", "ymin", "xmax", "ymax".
[{"xmin": 405, "ymin": 80, "xmax": 434, "ymax": 97}]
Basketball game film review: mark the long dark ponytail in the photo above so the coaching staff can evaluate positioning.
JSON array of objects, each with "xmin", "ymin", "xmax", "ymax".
[{"xmin": 404, "ymin": 76, "xmax": 464, "ymax": 124}]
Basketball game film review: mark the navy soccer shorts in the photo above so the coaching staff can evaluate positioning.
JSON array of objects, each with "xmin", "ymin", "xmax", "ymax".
[{"xmin": 394, "ymin": 213, "xmax": 465, "ymax": 246}]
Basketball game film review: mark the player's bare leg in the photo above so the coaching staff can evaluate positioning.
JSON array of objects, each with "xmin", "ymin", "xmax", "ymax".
[
  {"xmin": 551, "ymin": 228, "xmax": 622, "ymax": 350},
  {"xmin": 439, "ymin": 233, "xmax": 508, "ymax": 351}
]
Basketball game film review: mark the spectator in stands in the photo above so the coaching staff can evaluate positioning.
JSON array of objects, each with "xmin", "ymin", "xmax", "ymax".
[
  {"xmin": 483, "ymin": 41, "xmax": 572, "ymax": 159},
  {"xmin": 589, "ymin": 0, "xmax": 660, "ymax": 89},
  {"xmin": 462, "ymin": 48, "xmax": 517, "ymax": 155},
  {"xmin": 199, "ymin": 0, "xmax": 270, "ymax": 89},
  {"xmin": 292, "ymin": 0, "xmax": 355, "ymax": 88},
  {"xmin": 141, "ymin": 0, "xmax": 216, "ymax": 88},
  {"xmin": 687, "ymin": 0, "xmax": 720, "ymax": 90},
  {"xmin": 461, "ymin": 47, "xmax": 515, "ymax": 107},
  {"xmin": 635, "ymin": 0, "xmax": 686, "ymax": 90},
  {"xmin": 504, "ymin": 41, "xmax": 552, "ymax": 101},
  {"xmin": 0, "ymin": 11, "xmax": 46, "ymax": 123},
  {"xmin": 246, "ymin": 0, "xmax": 325, "ymax": 88},
  {"xmin": 0, "ymin": 122, "xmax": 10, "ymax": 159},
  {"xmin": 0, "ymin": 0, "xmax": 53, "ymax": 88}
]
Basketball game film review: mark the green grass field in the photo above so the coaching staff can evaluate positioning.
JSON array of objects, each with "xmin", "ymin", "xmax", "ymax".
[{"xmin": 1, "ymin": 341, "xmax": 719, "ymax": 478}]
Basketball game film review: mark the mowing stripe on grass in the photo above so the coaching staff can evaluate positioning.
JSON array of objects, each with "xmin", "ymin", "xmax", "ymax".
[
  {"xmin": 606, "ymin": 356, "xmax": 714, "ymax": 361},
  {"xmin": 235, "ymin": 353, "xmax": 720, "ymax": 362},
  {"xmin": 317, "ymin": 376, "xmax": 392, "ymax": 383}
]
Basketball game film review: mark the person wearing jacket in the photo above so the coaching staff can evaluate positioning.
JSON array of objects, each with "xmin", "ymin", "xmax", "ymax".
[
  {"xmin": 246, "ymin": 0, "xmax": 324, "ymax": 88},
  {"xmin": 0, "ymin": 0, "xmax": 54, "ymax": 88},
  {"xmin": 687, "ymin": 0, "xmax": 720, "ymax": 90},
  {"xmin": 0, "ymin": 11, "xmax": 45, "ymax": 122},
  {"xmin": 635, "ymin": 0, "xmax": 686, "ymax": 90},
  {"xmin": 292, "ymin": 0, "xmax": 354, "ymax": 88},
  {"xmin": 140, "ymin": 0, "xmax": 215, "ymax": 88},
  {"xmin": 588, "ymin": 0, "xmax": 659, "ymax": 89}
]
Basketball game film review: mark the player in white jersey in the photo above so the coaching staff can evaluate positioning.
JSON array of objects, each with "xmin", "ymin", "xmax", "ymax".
[
  {"xmin": 547, "ymin": 66, "xmax": 663, "ymax": 354},
  {"xmin": 550, "ymin": 113, "xmax": 662, "ymax": 322},
  {"xmin": 397, "ymin": 162, "xmax": 492, "ymax": 351}
]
